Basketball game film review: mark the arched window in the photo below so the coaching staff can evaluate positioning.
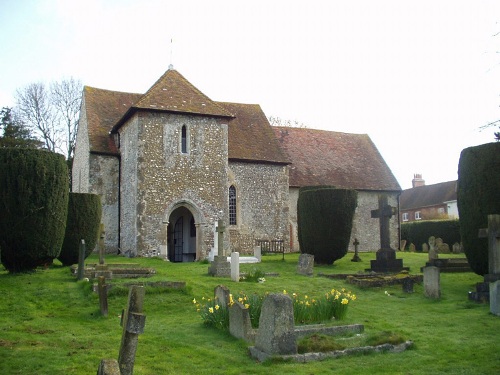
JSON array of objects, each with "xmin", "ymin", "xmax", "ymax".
[
  {"xmin": 229, "ymin": 185, "xmax": 237, "ymax": 225},
  {"xmin": 181, "ymin": 125, "xmax": 188, "ymax": 154}
]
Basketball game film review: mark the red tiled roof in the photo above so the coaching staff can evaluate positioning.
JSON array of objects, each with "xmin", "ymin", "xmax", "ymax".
[
  {"xmin": 220, "ymin": 102, "xmax": 290, "ymax": 164},
  {"xmin": 84, "ymin": 86, "xmax": 141, "ymax": 154},
  {"xmin": 400, "ymin": 181, "xmax": 457, "ymax": 210},
  {"xmin": 273, "ymin": 126, "xmax": 401, "ymax": 191}
]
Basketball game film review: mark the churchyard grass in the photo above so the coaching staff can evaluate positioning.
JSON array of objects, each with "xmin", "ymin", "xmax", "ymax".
[{"xmin": 1, "ymin": 252, "xmax": 499, "ymax": 374}]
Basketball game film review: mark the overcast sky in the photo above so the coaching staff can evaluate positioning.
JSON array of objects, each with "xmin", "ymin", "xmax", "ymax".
[{"xmin": 1, "ymin": 0, "xmax": 499, "ymax": 189}]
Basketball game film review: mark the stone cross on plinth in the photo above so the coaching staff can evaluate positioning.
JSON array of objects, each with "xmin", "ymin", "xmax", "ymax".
[
  {"xmin": 351, "ymin": 238, "xmax": 362, "ymax": 262},
  {"xmin": 208, "ymin": 219, "xmax": 231, "ymax": 277},
  {"xmin": 368, "ymin": 195, "xmax": 405, "ymax": 273}
]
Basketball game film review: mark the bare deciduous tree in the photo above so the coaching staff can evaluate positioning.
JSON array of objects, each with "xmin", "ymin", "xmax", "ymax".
[
  {"xmin": 51, "ymin": 78, "xmax": 82, "ymax": 160},
  {"xmin": 15, "ymin": 78, "xmax": 83, "ymax": 158}
]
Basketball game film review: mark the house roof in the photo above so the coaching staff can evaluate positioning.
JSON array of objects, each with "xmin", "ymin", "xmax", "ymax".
[
  {"xmin": 400, "ymin": 180, "xmax": 457, "ymax": 210},
  {"xmin": 273, "ymin": 126, "xmax": 401, "ymax": 191},
  {"xmin": 82, "ymin": 69, "xmax": 288, "ymax": 163}
]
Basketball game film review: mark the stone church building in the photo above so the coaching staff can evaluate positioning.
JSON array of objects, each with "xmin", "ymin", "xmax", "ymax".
[{"xmin": 72, "ymin": 67, "xmax": 401, "ymax": 261}]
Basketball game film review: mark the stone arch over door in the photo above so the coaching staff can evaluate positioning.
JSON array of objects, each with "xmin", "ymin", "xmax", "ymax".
[{"xmin": 164, "ymin": 200, "xmax": 205, "ymax": 262}]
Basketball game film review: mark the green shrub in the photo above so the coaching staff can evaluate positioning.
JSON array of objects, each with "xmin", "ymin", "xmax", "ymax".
[
  {"xmin": 457, "ymin": 142, "xmax": 500, "ymax": 275},
  {"xmin": 401, "ymin": 220, "xmax": 461, "ymax": 251},
  {"xmin": 58, "ymin": 193, "xmax": 102, "ymax": 266},
  {"xmin": 0, "ymin": 148, "xmax": 69, "ymax": 272},
  {"xmin": 297, "ymin": 187, "xmax": 357, "ymax": 264}
]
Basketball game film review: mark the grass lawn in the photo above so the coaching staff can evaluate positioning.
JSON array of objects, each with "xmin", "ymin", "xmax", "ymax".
[{"xmin": 0, "ymin": 251, "xmax": 499, "ymax": 374}]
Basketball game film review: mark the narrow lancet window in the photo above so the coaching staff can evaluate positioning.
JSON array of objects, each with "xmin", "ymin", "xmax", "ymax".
[
  {"xmin": 229, "ymin": 185, "xmax": 237, "ymax": 225},
  {"xmin": 181, "ymin": 125, "xmax": 187, "ymax": 153}
]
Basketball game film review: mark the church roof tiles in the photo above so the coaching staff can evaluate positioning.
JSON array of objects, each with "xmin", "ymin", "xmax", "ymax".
[{"xmin": 273, "ymin": 126, "xmax": 401, "ymax": 191}]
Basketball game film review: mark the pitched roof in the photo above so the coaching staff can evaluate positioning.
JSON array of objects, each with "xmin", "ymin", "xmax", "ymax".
[
  {"xmin": 221, "ymin": 102, "xmax": 290, "ymax": 164},
  {"xmin": 112, "ymin": 69, "xmax": 233, "ymax": 131},
  {"xmin": 400, "ymin": 180, "xmax": 457, "ymax": 210},
  {"xmin": 273, "ymin": 126, "xmax": 401, "ymax": 191},
  {"xmin": 84, "ymin": 86, "xmax": 142, "ymax": 154}
]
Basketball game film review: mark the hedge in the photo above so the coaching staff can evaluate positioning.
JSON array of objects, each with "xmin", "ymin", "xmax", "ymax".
[
  {"xmin": 400, "ymin": 220, "xmax": 461, "ymax": 251},
  {"xmin": 457, "ymin": 142, "xmax": 500, "ymax": 276},
  {"xmin": 297, "ymin": 186, "xmax": 357, "ymax": 264},
  {"xmin": 58, "ymin": 193, "xmax": 102, "ymax": 266},
  {"xmin": 0, "ymin": 148, "xmax": 69, "ymax": 272}
]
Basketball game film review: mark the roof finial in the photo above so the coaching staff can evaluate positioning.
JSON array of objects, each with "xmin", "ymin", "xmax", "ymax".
[{"xmin": 169, "ymin": 38, "xmax": 174, "ymax": 70}]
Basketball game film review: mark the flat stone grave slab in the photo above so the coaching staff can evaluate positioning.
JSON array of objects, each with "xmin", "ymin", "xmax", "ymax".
[
  {"xmin": 318, "ymin": 272, "xmax": 422, "ymax": 288},
  {"xmin": 71, "ymin": 263, "xmax": 156, "ymax": 279}
]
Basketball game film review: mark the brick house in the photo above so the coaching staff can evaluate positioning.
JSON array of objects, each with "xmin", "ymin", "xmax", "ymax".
[
  {"xmin": 72, "ymin": 67, "xmax": 401, "ymax": 260},
  {"xmin": 400, "ymin": 174, "xmax": 458, "ymax": 222}
]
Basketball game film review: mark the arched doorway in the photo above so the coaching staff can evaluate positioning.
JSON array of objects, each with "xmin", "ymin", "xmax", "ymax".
[{"xmin": 167, "ymin": 206, "xmax": 197, "ymax": 262}]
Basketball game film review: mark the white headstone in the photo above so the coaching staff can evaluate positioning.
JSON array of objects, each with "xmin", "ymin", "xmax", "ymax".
[
  {"xmin": 231, "ymin": 252, "xmax": 240, "ymax": 282},
  {"xmin": 254, "ymin": 246, "xmax": 261, "ymax": 262},
  {"xmin": 490, "ymin": 280, "xmax": 500, "ymax": 316},
  {"xmin": 424, "ymin": 266, "xmax": 441, "ymax": 299}
]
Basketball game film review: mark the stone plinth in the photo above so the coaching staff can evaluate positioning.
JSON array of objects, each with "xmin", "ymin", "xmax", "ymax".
[{"xmin": 208, "ymin": 256, "xmax": 230, "ymax": 277}]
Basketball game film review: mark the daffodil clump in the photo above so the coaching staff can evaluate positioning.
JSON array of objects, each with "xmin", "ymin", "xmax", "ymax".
[{"xmin": 193, "ymin": 288, "xmax": 356, "ymax": 331}]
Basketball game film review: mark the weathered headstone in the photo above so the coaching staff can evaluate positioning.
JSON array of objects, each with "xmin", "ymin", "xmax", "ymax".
[
  {"xmin": 421, "ymin": 243, "xmax": 428, "ymax": 253},
  {"xmin": 297, "ymin": 253, "xmax": 314, "ymax": 275},
  {"xmin": 98, "ymin": 276, "xmax": 108, "ymax": 317},
  {"xmin": 231, "ymin": 252, "xmax": 240, "ymax": 282},
  {"xmin": 408, "ymin": 243, "xmax": 415, "ymax": 252},
  {"xmin": 77, "ymin": 239, "xmax": 86, "ymax": 281},
  {"xmin": 402, "ymin": 277, "xmax": 414, "ymax": 293},
  {"xmin": 118, "ymin": 286, "xmax": 146, "ymax": 375},
  {"xmin": 229, "ymin": 301, "xmax": 255, "ymax": 342},
  {"xmin": 428, "ymin": 236, "xmax": 436, "ymax": 254},
  {"xmin": 254, "ymin": 294, "xmax": 297, "ymax": 355},
  {"xmin": 400, "ymin": 239, "xmax": 407, "ymax": 251},
  {"xmin": 438, "ymin": 243, "xmax": 450, "ymax": 254},
  {"xmin": 435, "ymin": 237, "xmax": 443, "ymax": 247},
  {"xmin": 214, "ymin": 285, "xmax": 230, "ymax": 308},
  {"xmin": 490, "ymin": 280, "xmax": 500, "ymax": 316},
  {"xmin": 97, "ymin": 359, "xmax": 121, "ymax": 375},
  {"xmin": 452, "ymin": 242, "xmax": 461, "ymax": 254},
  {"xmin": 351, "ymin": 238, "xmax": 362, "ymax": 262},
  {"xmin": 428, "ymin": 243, "xmax": 438, "ymax": 261},
  {"xmin": 208, "ymin": 220, "xmax": 231, "ymax": 277},
  {"xmin": 254, "ymin": 245, "xmax": 262, "ymax": 262},
  {"xmin": 424, "ymin": 266, "xmax": 441, "ymax": 299},
  {"xmin": 368, "ymin": 195, "xmax": 405, "ymax": 273}
]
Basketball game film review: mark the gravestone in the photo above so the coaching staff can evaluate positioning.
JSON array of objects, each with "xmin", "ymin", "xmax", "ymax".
[
  {"xmin": 297, "ymin": 253, "xmax": 314, "ymax": 276},
  {"xmin": 77, "ymin": 239, "xmax": 86, "ymax": 281},
  {"xmin": 118, "ymin": 286, "xmax": 146, "ymax": 375},
  {"xmin": 368, "ymin": 195, "xmax": 405, "ymax": 273},
  {"xmin": 400, "ymin": 239, "xmax": 407, "ymax": 251},
  {"xmin": 478, "ymin": 214, "xmax": 500, "ymax": 314},
  {"xmin": 214, "ymin": 285, "xmax": 230, "ymax": 308},
  {"xmin": 254, "ymin": 294, "xmax": 297, "ymax": 355},
  {"xmin": 229, "ymin": 301, "xmax": 255, "ymax": 342},
  {"xmin": 435, "ymin": 237, "xmax": 443, "ymax": 247},
  {"xmin": 98, "ymin": 276, "xmax": 108, "ymax": 317},
  {"xmin": 231, "ymin": 252, "xmax": 240, "ymax": 282},
  {"xmin": 402, "ymin": 277, "xmax": 414, "ymax": 293},
  {"xmin": 438, "ymin": 243, "xmax": 450, "ymax": 254},
  {"xmin": 408, "ymin": 243, "xmax": 415, "ymax": 252},
  {"xmin": 452, "ymin": 242, "xmax": 461, "ymax": 254},
  {"xmin": 97, "ymin": 359, "xmax": 120, "ymax": 375},
  {"xmin": 422, "ymin": 243, "xmax": 428, "ymax": 253},
  {"xmin": 208, "ymin": 220, "xmax": 231, "ymax": 277},
  {"xmin": 351, "ymin": 238, "xmax": 362, "ymax": 262},
  {"xmin": 428, "ymin": 236, "xmax": 436, "ymax": 254},
  {"xmin": 99, "ymin": 223, "xmax": 105, "ymax": 265},
  {"xmin": 424, "ymin": 266, "xmax": 440, "ymax": 299},
  {"xmin": 254, "ymin": 245, "xmax": 262, "ymax": 262},
  {"xmin": 428, "ymin": 242, "xmax": 438, "ymax": 261}
]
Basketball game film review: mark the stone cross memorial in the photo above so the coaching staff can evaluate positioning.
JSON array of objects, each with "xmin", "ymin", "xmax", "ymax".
[
  {"xmin": 351, "ymin": 238, "xmax": 362, "ymax": 262},
  {"xmin": 368, "ymin": 194, "xmax": 405, "ymax": 273},
  {"xmin": 208, "ymin": 220, "xmax": 231, "ymax": 277}
]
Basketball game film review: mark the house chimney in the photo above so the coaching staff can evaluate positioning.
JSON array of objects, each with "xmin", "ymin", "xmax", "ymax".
[{"xmin": 412, "ymin": 174, "xmax": 425, "ymax": 188}]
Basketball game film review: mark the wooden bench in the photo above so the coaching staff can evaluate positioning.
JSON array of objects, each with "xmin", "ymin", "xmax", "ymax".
[{"xmin": 255, "ymin": 239, "xmax": 285, "ymax": 260}]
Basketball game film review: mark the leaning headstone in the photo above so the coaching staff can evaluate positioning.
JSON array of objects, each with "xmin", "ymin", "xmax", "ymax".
[
  {"xmin": 254, "ymin": 294, "xmax": 297, "ymax": 355},
  {"xmin": 97, "ymin": 359, "xmax": 121, "ymax": 375},
  {"xmin": 231, "ymin": 252, "xmax": 240, "ymax": 282},
  {"xmin": 421, "ymin": 243, "xmax": 428, "ymax": 253},
  {"xmin": 424, "ymin": 266, "xmax": 441, "ymax": 299},
  {"xmin": 214, "ymin": 285, "xmax": 230, "ymax": 308},
  {"xmin": 368, "ymin": 194, "xmax": 405, "ymax": 273},
  {"xmin": 229, "ymin": 302, "xmax": 255, "ymax": 342},
  {"xmin": 400, "ymin": 239, "xmax": 407, "ymax": 251},
  {"xmin": 118, "ymin": 286, "xmax": 146, "ymax": 375},
  {"xmin": 297, "ymin": 253, "xmax": 314, "ymax": 276},
  {"xmin": 490, "ymin": 280, "xmax": 500, "ymax": 316},
  {"xmin": 452, "ymin": 242, "xmax": 461, "ymax": 254}
]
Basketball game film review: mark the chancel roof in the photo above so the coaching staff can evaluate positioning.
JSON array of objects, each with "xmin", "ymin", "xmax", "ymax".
[
  {"xmin": 273, "ymin": 126, "xmax": 401, "ymax": 191},
  {"xmin": 400, "ymin": 181, "xmax": 457, "ymax": 210}
]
